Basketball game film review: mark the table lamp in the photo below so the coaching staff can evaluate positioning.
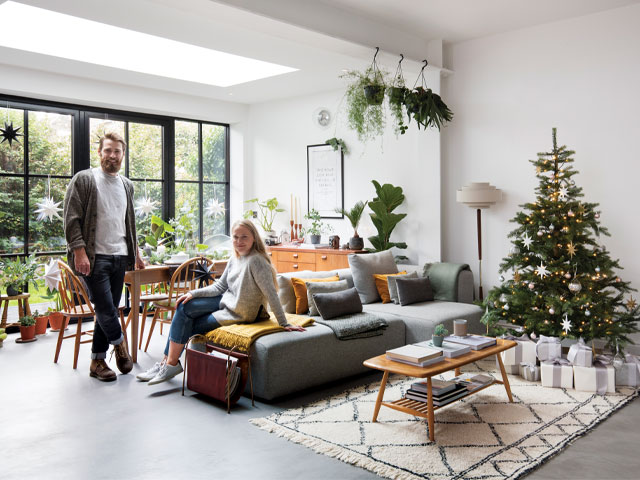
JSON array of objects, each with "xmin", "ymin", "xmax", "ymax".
[{"xmin": 456, "ymin": 182, "xmax": 502, "ymax": 300}]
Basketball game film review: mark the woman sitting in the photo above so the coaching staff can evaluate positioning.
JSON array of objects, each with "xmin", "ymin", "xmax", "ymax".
[{"xmin": 138, "ymin": 219, "xmax": 305, "ymax": 385}]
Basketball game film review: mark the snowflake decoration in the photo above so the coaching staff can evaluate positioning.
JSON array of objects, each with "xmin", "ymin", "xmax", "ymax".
[
  {"xmin": 562, "ymin": 314, "xmax": 572, "ymax": 334},
  {"xmin": 205, "ymin": 198, "xmax": 225, "ymax": 217},
  {"xmin": 135, "ymin": 196, "xmax": 158, "ymax": 217},
  {"xmin": 35, "ymin": 196, "xmax": 63, "ymax": 222},
  {"xmin": 535, "ymin": 263, "xmax": 549, "ymax": 279},
  {"xmin": 558, "ymin": 186, "xmax": 568, "ymax": 200},
  {"xmin": 521, "ymin": 232, "xmax": 533, "ymax": 250}
]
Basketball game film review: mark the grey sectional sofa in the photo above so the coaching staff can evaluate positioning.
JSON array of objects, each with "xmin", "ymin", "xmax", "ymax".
[{"xmin": 247, "ymin": 264, "xmax": 483, "ymax": 400}]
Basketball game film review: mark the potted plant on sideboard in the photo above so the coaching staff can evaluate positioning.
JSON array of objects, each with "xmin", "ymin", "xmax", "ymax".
[
  {"xmin": 304, "ymin": 209, "xmax": 333, "ymax": 244},
  {"xmin": 19, "ymin": 314, "xmax": 36, "ymax": 342},
  {"xmin": 432, "ymin": 324, "xmax": 448, "ymax": 347},
  {"xmin": 336, "ymin": 201, "xmax": 368, "ymax": 250}
]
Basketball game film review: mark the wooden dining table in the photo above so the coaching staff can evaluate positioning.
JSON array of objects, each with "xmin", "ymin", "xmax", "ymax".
[{"xmin": 123, "ymin": 265, "xmax": 171, "ymax": 363}]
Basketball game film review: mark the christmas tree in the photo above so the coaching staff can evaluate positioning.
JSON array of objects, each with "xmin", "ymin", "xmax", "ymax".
[{"xmin": 481, "ymin": 129, "xmax": 639, "ymax": 351}]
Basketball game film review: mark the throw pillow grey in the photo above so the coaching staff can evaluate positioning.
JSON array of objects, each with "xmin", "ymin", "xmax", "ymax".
[
  {"xmin": 348, "ymin": 250, "xmax": 398, "ymax": 304},
  {"xmin": 396, "ymin": 276, "xmax": 434, "ymax": 306},
  {"xmin": 312, "ymin": 287, "xmax": 363, "ymax": 320},
  {"xmin": 306, "ymin": 280, "xmax": 349, "ymax": 316},
  {"xmin": 387, "ymin": 271, "xmax": 419, "ymax": 304},
  {"xmin": 276, "ymin": 270, "xmax": 338, "ymax": 313}
]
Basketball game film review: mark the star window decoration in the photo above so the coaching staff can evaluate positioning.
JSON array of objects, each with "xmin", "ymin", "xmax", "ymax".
[
  {"xmin": 135, "ymin": 196, "xmax": 158, "ymax": 217},
  {"xmin": 0, "ymin": 121, "xmax": 23, "ymax": 146},
  {"xmin": 193, "ymin": 259, "xmax": 216, "ymax": 288},
  {"xmin": 43, "ymin": 258, "xmax": 62, "ymax": 291},
  {"xmin": 35, "ymin": 196, "xmax": 63, "ymax": 222},
  {"xmin": 205, "ymin": 198, "xmax": 225, "ymax": 217}
]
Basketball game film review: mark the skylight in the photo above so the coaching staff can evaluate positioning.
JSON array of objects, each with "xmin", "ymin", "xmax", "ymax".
[{"xmin": 0, "ymin": 1, "xmax": 297, "ymax": 87}]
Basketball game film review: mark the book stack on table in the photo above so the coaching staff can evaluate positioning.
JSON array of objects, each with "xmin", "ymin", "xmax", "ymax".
[
  {"xmin": 443, "ymin": 334, "xmax": 496, "ymax": 350},
  {"xmin": 385, "ymin": 344, "xmax": 443, "ymax": 367}
]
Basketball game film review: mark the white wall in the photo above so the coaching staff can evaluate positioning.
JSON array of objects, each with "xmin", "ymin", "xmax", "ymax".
[
  {"xmin": 442, "ymin": 4, "xmax": 640, "ymax": 345},
  {"xmin": 245, "ymin": 78, "xmax": 442, "ymax": 265}
]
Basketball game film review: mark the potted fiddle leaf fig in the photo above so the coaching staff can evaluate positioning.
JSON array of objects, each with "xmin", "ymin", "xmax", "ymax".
[
  {"xmin": 336, "ymin": 201, "xmax": 368, "ymax": 250},
  {"xmin": 367, "ymin": 180, "xmax": 408, "ymax": 261},
  {"xmin": 432, "ymin": 324, "xmax": 448, "ymax": 347}
]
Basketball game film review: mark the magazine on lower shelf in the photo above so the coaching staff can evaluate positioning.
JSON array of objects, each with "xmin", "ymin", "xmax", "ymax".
[
  {"xmin": 411, "ymin": 378, "xmax": 457, "ymax": 395},
  {"xmin": 405, "ymin": 384, "xmax": 470, "ymax": 406},
  {"xmin": 451, "ymin": 373, "xmax": 495, "ymax": 392}
]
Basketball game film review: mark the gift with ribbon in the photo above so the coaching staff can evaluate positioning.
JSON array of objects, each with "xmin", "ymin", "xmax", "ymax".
[
  {"xmin": 519, "ymin": 362, "xmax": 541, "ymax": 382},
  {"xmin": 567, "ymin": 337, "xmax": 593, "ymax": 367},
  {"xmin": 573, "ymin": 354, "xmax": 615, "ymax": 394},
  {"xmin": 535, "ymin": 335, "xmax": 562, "ymax": 362},
  {"xmin": 615, "ymin": 353, "xmax": 640, "ymax": 387},
  {"xmin": 501, "ymin": 333, "xmax": 537, "ymax": 374},
  {"xmin": 541, "ymin": 357, "xmax": 573, "ymax": 388}
]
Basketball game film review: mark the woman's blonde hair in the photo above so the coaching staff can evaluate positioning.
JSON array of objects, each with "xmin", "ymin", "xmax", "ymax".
[{"xmin": 231, "ymin": 219, "xmax": 278, "ymax": 290}]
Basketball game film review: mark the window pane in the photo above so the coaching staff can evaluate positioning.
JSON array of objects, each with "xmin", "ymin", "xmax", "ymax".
[
  {"xmin": 175, "ymin": 120, "xmax": 198, "ymax": 181},
  {"xmin": 28, "ymin": 111, "xmax": 72, "ymax": 176},
  {"xmin": 129, "ymin": 123, "xmax": 162, "ymax": 180},
  {"xmin": 29, "ymin": 177, "xmax": 67, "ymax": 253},
  {"xmin": 0, "ymin": 177, "xmax": 24, "ymax": 254},
  {"xmin": 89, "ymin": 118, "xmax": 125, "ymax": 168},
  {"xmin": 202, "ymin": 124, "xmax": 226, "ymax": 182},
  {"xmin": 0, "ymin": 108, "xmax": 25, "ymax": 174},
  {"xmin": 133, "ymin": 180, "xmax": 162, "ymax": 243},
  {"xmin": 203, "ymin": 184, "xmax": 226, "ymax": 240},
  {"xmin": 174, "ymin": 182, "xmax": 199, "ymax": 245}
]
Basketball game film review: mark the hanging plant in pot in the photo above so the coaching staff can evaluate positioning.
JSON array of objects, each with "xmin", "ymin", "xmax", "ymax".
[
  {"xmin": 336, "ymin": 201, "xmax": 368, "ymax": 250},
  {"xmin": 340, "ymin": 47, "xmax": 389, "ymax": 142},
  {"xmin": 404, "ymin": 60, "xmax": 453, "ymax": 131},
  {"xmin": 387, "ymin": 54, "xmax": 410, "ymax": 136}
]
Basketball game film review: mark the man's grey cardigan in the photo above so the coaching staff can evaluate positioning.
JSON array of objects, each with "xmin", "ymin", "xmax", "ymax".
[{"xmin": 63, "ymin": 169, "xmax": 138, "ymax": 276}]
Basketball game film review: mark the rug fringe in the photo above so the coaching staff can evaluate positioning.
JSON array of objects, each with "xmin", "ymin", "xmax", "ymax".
[{"xmin": 250, "ymin": 418, "xmax": 420, "ymax": 480}]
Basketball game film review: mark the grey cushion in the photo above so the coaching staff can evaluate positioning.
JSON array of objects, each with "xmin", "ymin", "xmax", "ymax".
[
  {"xmin": 348, "ymin": 250, "xmax": 398, "ymax": 304},
  {"xmin": 388, "ymin": 271, "xmax": 418, "ymax": 304},
  {"xmin": 306, "ymin": 280, "xmax": 349, "ymax": 316},
  {"xmin": 336, "ymin": 268, "xmax": 355, "ymax": 288},
  {"xmin": 313, "ymin": 287, "xmax": 363, "ymax": 320},
  {"xmin": 396, "ymin": 276, "xmax": 434, "ymax": 305},
  {"xmin": 276, "ymin": 270, "xmax": 338, "ymax": 313}
]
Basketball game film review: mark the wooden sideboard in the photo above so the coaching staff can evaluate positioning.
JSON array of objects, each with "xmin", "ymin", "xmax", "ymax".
[{"xmin": 267, "ymin": 245, "xmax": 366, "ymax": 273}]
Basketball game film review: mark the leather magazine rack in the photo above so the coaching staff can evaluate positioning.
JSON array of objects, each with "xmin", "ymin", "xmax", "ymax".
[{"xmin": 182, "ymin": 334, "xmax": 254, "ymax": 413}]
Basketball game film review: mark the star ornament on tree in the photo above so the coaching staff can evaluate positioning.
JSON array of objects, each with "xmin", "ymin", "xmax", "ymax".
[
  {"xmin": 43, "ymin": 259, "xmax": 61, "ymax": 291},
  {"xmin": 521, "ymin": 232, "xmax": 533, "ymax": 250},
  {"xmin": 135, "ymin": 196, "xmax": 158, "ymax": 217},
  {"xmin": 627, "ymin": 296, "xmax": 638, "ymax": 311},
  {"xmin": 562, "ymin": 314, "xmax": 572, "ymax": 334},
  {"xmin": 0, "ymin": 121, "xmax": 23, "ymax": 146},
  {"xmin": 558, "ymin": 186, "xmax": 568, "ymax": 200},
  {"xmin": 567, "ymin": 242, "xmax": 577, "ymax": 258},
  {"xmin": 35, "ymin": 196, "xmax": 63, "ymax": 222},
  {"xmin": 205, "ymin": 198, "xmax": 225, "ymax": 217},
  {"xmin": 193, "ymin": 260, "xmax": 216, "ymax": 287},
  {"xmin": 535, "ymin": 263, "xmax": 550, "ymax": 279}
]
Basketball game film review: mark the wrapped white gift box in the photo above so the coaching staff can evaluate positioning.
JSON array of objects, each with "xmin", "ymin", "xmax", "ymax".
[
  {"xmin": 615, "ymin": 354, "xmax": 639, "ymax": 387},
  {"xmin": 519, "ymin": 362, "xmax": 540, "ymax": 382},
  {"xmin": 541, "ymin": 358, "xmax": 573, "ymax": 389},
  {"xmin": 567, "ymin": 338, "xmax": 593, "ymax": 367},
  {"xmin": 573, "ymin": 358, "xmax": 615, "ymax": 394},
  {"xmin": 536, "ymin": 335, "xmax": 562, "ymax": 362},
  {"xmin": 501, "ymin": 334, "xmax": 537, "ymax": 374}
]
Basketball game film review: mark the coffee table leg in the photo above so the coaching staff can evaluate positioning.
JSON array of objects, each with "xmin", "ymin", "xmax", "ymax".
[
  {"xmin": 372, "ymin": 371, "xmax": 389, "ymax": 422},
  {"xmin": 496, "ymin": 354, "xmax": 514, "ymax": 402},
  {"xmin": 427, "ymin": 376, "xmax": 435, "ymax": 441}
]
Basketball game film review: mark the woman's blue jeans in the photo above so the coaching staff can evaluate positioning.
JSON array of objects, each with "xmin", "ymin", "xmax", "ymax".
[{"xmin": 164, "ymin": 296, "xmax": 222, "ymax": 356}]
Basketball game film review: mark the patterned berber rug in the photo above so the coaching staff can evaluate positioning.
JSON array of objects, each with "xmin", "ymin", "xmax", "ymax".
[{"xmin": 250, "ymin": 361, "xmax": 638, "ymax": 480}]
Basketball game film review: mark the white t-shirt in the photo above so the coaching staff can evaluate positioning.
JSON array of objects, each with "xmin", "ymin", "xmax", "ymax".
[{"xmin": 92, "ymin": 167, "xmax": 128, "ymax": 255}]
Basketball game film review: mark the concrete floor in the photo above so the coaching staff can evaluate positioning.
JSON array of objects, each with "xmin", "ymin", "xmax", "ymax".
[{"xmin": 1, "ymin": 320, "xmax": 638, "ymax": 480}]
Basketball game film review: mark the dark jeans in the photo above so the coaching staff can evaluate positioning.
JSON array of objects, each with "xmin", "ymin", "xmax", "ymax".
[
  {"xmin": 165, "ymin": 296, "xmax": 222, "ymax": 356},
  {"xmin": 82, "ymin": 254, "xmax": 127, "ymax": 360}
]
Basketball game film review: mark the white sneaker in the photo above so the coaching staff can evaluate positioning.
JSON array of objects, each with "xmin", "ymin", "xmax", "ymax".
[
  {"xmin": 148, "ymin": 361, "xmax": 184, "ymax": 385},
  {"xmin": 136, "ymin": 361, "xmax": 165, "ymax": 382}
]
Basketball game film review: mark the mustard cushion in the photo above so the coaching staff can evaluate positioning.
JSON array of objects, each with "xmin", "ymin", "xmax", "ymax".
[
  {"xmin": 291, "ymin": 275, "xmax": 339, "ymax": 314},
  {"xmin": 373, "ymin": 271, "xmax": 407, "ymax": 303}
]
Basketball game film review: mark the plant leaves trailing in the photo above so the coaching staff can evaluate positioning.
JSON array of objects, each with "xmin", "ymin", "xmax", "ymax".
[
  {"xmin": 404, "ymin": 87, "xmax": 453, "ymax": 131},
  {"xmin": 367, "ymin": 180, "xmax": 407, "ymax": 259},
  {"xmin": 325, "ymin": 137, "xmax": 349, "ymax": 155},
  {"xmin": 340, "ymin": 66, "xmax": 389, "ymax": 143}
]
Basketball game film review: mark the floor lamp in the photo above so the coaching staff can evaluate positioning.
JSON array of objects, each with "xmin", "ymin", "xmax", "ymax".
[{"xmin": 456, "ymin": 182, "xmax": 502, "ymax": 300}]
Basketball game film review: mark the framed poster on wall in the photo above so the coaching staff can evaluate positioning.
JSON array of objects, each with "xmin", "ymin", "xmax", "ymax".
[{"xmin": 307, "ymin": 144, "xmax": 344, "ymax": 218}]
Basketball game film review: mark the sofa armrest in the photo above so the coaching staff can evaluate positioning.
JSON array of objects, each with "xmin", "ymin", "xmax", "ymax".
[{"xmin": 457, "ymin": 269, "xmax": 475, "ymax": 304}]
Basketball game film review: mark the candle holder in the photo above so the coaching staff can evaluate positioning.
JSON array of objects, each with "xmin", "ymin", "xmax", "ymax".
[{"xmin": 290, "ymin": 220, "xmax": 295, "ymax": 241}]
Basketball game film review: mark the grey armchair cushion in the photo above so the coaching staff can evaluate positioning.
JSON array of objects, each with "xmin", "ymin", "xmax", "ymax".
[
  {"xmin": 396, "ymin": 276, "xmax": 434, "ymax": 306},
  {"xmin": 313, "ymin": 287, "xmax": 363, "ymax": 320},
  {"xmin": 348, "ymin": 250, "xmax": 398, "ymax": 304},
  {"xmin": 276, "ymin": 270, "xmax": 338, "ymax": 313},
  {"xmin": 306, "ymin": 280, "xmax": 349, "ymax": 316},
  {"xmin": 388, "ymin": 271, "xmax": 418, "ymax": 304}
]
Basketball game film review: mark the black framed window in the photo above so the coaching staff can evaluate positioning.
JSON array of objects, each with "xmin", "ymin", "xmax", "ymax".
[{"xmin": 0, "ymin": 94, "xmax": 230, "ymax": 265}]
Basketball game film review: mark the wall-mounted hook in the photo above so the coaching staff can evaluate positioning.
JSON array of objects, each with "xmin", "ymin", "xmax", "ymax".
[
  {"xmin": 373, "ymin": 47, "xmax": 380, "ymax": 62},
  {"xmin": 420, "ymin": 59, "xmax": 428, "ymax": 73}
]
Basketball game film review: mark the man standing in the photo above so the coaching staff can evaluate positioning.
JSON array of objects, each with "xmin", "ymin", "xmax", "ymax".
[{"xmin": 64, "ymin": 132, "xmax": 144, "ymax": 381}]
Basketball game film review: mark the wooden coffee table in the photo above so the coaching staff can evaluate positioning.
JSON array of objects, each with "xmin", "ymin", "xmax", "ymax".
[{"xmin": 363, "ymin": 338, "xmax": 517, "ymax": 441}]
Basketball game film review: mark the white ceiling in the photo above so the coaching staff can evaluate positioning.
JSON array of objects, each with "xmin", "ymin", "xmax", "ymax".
[{"xmin": 1, "ymin": 0, "xmax": 639, "ymax": 105}]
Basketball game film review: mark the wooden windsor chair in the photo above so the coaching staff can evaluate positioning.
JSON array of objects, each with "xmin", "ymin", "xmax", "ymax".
[{"xmin": 143, "ymin": 256, "xmax": 215, "ymax": 352}]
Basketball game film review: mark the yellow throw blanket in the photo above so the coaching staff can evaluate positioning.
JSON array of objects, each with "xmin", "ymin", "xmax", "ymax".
[{"xmin": 205, "ymin": 313, "xmax": 314, "ymax": 352}]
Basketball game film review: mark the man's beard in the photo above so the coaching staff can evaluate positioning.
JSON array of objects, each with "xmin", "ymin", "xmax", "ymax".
[{"xmin": 101, "ymin": 158, "xmax": 121, "ymax": 174}]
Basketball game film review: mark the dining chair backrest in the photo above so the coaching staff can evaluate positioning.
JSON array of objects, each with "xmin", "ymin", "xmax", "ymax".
[
  {"xmin": 57, "ymin": 261, "xmax": 95, "ymax": 316},
  {"xmin": 166, "ymin": 256, "xmax": 215, "ymax": 301}
]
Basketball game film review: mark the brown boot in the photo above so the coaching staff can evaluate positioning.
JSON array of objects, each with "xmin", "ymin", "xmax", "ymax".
[
  {"xmin": 90, "ymin": 359, "xmax": 117, "ymax": 382},
  {"xmin": 113, "ymin": 341, "xmax": 133, "ymax": 374}
]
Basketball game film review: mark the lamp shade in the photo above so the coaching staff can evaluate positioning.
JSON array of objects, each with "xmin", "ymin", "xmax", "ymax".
[{"xmin": 457, "ymin": 182, "xmax": 502, "ymax": 209}]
